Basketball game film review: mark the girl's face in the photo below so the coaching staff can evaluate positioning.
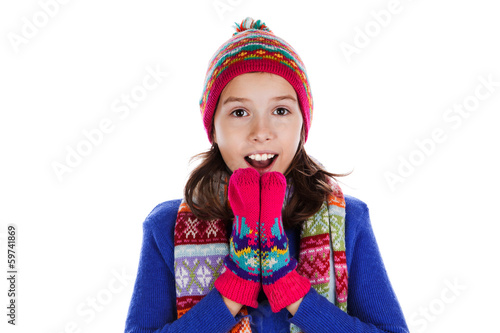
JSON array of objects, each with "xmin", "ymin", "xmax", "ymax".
[{"xmin": 213, "ymin": 72, "xmax": 303, "ymax": 176}]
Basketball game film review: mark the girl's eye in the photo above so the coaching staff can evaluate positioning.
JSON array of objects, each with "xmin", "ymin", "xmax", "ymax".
[
  {"xmin": 231, "ymin": 109, "xmax": 248, "ymax": 117},
  {"xmin": 273, "ymin": 107, "xmax": 290, "ymax": 116}
]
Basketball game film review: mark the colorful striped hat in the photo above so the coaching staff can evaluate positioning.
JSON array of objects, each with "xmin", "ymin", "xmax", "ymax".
[{"xmin": 199, "ymin": 17, "xmax": 313, "ymax": 143}]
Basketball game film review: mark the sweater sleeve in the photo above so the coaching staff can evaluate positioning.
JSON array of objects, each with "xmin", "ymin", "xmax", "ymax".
[
  {"xmin": 289, "ymin": 198, "xmax": 409, "ymax": 333},
  {"xmin": 124, "ymin": 201, "xmax": 239, "ymax": 333}
]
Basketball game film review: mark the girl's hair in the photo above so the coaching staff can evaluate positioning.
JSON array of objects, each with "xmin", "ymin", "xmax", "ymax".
[{"xmin": 184, "ymin": 126, "xmax": 351, "ymax": 229}]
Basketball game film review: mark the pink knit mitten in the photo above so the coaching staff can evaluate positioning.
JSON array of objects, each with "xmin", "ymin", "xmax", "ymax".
[
  {"xmin": 214, "ymin": 168, "xmax": 261, "ymax": 307},
  {"xmin": 260, "ymin": 172, "xmax": 311, "ymax": 313}
]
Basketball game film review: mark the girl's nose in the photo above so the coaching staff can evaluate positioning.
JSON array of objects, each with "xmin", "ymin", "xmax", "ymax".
[{"xmin": 249, "ymin": 115, "xmax": 274, "ymax": 142}]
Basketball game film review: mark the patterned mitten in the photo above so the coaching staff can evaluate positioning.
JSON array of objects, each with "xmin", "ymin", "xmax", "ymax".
[
  {"xmin": 214, "ymin": 168, "xmax": 261, "ymax": 308},
  {"xmin": 260, "ymin": 172, "xmax": 311, "ymax": 313}
]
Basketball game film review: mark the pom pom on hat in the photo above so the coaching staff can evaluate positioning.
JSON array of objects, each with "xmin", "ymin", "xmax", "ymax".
[
  {"xmin": 233, "ymin": 17, "xmax": 271, "ymax": 35},
  {"xmin": 199, "ymin": 17, "xmax": 313, "ymax": 143}
]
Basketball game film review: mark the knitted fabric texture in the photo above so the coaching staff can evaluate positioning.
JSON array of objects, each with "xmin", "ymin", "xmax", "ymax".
[
  {"xmin": 214, "ymin": 168, "xmax": 261, "ymax": 307},
  {"xmin": 199, "ymin": 17, "xmax": 313, "ymax": 143},
  {"xmin": 259, "ymin": 172, "xmax": 311, "ymax": 313},
  {"xmin": 173, "ymin": 176, "xmax": 348, "ymax": 333}
]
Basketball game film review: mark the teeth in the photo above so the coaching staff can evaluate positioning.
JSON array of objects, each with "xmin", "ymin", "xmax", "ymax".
[{"xmin": 248, "ymin": 154, "xmax": 275, "ymax": 161}]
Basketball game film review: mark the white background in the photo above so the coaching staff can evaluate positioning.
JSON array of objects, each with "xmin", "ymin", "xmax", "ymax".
[{"xmin": 1, "ymin": 0, "xmax": 499, "ymax": 332}]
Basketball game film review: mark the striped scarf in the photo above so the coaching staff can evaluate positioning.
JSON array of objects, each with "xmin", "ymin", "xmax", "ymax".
[{"xmin": 174, "ymin": 178, "xmax": 348, "ymax": 332}]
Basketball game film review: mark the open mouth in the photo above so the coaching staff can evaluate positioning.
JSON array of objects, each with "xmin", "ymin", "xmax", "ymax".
[{"xmin": 244, "ymin": 153, "xmax": 278, "ymax": 170}]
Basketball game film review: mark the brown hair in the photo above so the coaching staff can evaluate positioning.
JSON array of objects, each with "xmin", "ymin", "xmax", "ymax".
[{"xmin": 184, "ymin": 127, "xmax": 351, "ymax": 229}]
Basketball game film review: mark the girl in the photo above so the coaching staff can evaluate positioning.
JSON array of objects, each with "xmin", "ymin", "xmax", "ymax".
[{"xmin": 124, "ymin": 17, "xmax": 409, "ymax": 333}]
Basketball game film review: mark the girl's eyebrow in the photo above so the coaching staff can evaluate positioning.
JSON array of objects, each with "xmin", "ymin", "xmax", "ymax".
[
  {"xmin": 272, "ymin": 95, "xmax": 297, "ymax": 102},
  {"xmin": 222, "ymin": 95, "xmax": 297, "ymax": 105}
]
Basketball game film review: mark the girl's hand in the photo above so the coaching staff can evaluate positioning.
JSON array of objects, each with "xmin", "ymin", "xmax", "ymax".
[
  {"xmin": 259, "ymin": 171, "xmax": 310, "ymax": 313},
  {"xmin": 214, "ymin": 168, "xmax": 261, "ymax": 308},
  {"xmin": 222, "ymin": 295, "xmax": 244, "ymax": 317}
]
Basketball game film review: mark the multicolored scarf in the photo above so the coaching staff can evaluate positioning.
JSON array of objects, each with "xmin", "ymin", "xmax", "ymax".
[{"xmin": 174, "ymin": 177, "xmax": 348, "ymax": 332}]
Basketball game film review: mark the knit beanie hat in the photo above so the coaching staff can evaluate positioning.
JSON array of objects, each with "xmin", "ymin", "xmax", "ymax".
[{"xmin": 199, "ymin": 17, "xmax": 313, "ymax": 143}]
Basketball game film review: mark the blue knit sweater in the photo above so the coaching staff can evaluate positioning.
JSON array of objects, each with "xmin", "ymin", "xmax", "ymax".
[{"xmin": 124, "ymin": 195, "xmax": 409, "ymax": 333}]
